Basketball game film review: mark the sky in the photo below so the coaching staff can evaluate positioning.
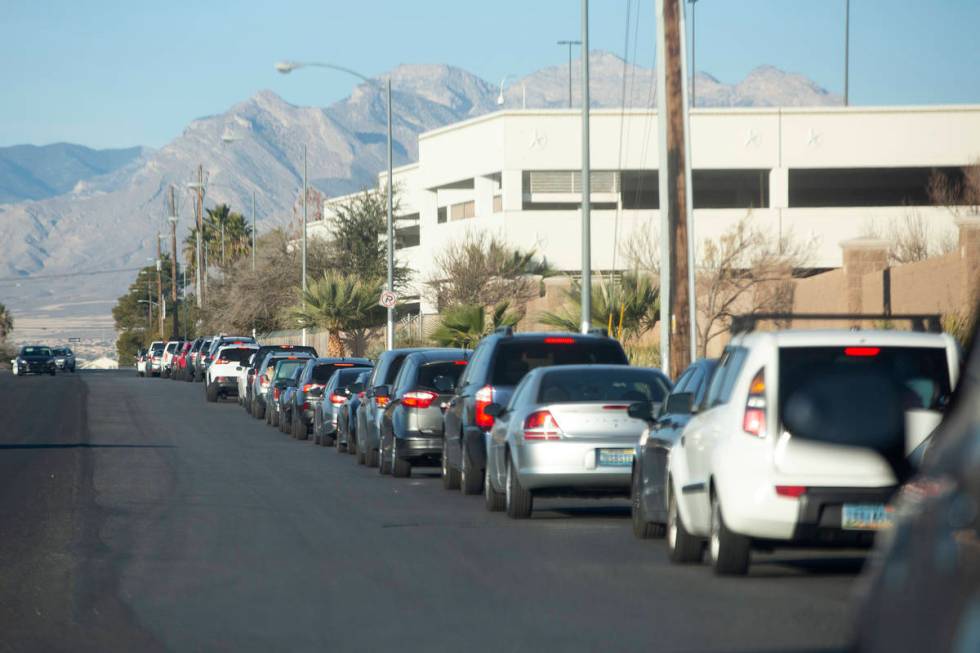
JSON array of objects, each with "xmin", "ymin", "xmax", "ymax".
[{"xmin": 2, "ymin": 0, "xmax": 978, "ymax": 149}]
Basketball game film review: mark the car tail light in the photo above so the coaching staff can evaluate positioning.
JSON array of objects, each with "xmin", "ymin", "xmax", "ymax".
[
  {"xmin": 302, "ymin": 402, "xmax": 310, "ymax": 411},
  {"xmin": 474, "ymin": 385, "xmax": 495, "ymax": 429},
  {"xmin": 273, "ymin": 387, "xmax": 281, "ymax": 401},
  {"xmin": 775, "ymin": 485, "xmax": 807, "ymax": 498},
  {"xmin": 523, "ymin": 410, "xmax": 562, "ymax": 440},
  {"xmin": 845, "ymin": 347, "xmax": 880, "ymax": 357},
  {"xmin": 215, "ymin": 358, "xmax": 229, "ymax": 365},
  {"xmin": 453, "ymin": 360, "xmax": 467, "ymax": 365},
  {"xmin": 374, "ymin": 395, "xmax": 390, "ymax": 407},
  {"xmin": 357, "ymin": 391, "xmax": 365, "ymax": 399},
  {"xmin": 544, "ymin": 337, "xmax": 575, "ymax": 344},
  {"xmin": 402, "ymin": 390, "xmax": 438, "ymax": 409},
  {"xmin": 602, "ymin": 404, "xmax": 629, "ymax": 410},
  {"xmin": 330, "ymin": 393, "xmax": 346, "ymax": 406},
  {"xmin": 742, "ymin": 368, "xmax": 766, "ymax": 437},
  {"xmin": 335, "ymin": 363, "xmax": 354, "ymax": 367},
  {"xmin": 303, "ymin": 383, "xmax": 324, "ymax": 393}
]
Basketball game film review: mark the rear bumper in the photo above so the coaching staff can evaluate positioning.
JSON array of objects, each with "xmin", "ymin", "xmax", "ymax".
[
  {"xmin": 513, "ymin": 440, "xmax": 635, "ymax": 493},
  {"xmin": 394, "ymin": 434, "xmax": 443, "ymax": 461},
  {"xmin": 783, "ymin": 486, "xmax": 896, "ymax": 547}
]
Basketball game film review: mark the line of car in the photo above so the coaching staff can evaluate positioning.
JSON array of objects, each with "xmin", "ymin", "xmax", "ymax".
[
  {"xmin": 139, "ymin": 325, "xmax": 962, "ymax": 581},
  {"xmin": 10, "ymin": 345, "xmax": 76, "ymax": 375}
]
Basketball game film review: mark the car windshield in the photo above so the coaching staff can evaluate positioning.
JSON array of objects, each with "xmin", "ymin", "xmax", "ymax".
[
  {"xmin": 491, "ymin": 340, "xmax": 628, "ymax": 386},
  {"xmin": 21, "ymin": 347, "xmax": 52, "ymax": 357},
  {"xmin": 779, "ymin": 346, "xmax": 953, "ymax": 415},
  {"xmin": 217, "ymin": 347, "xmax": 256, "ymax": 363},
  {"xmin": 273, "ymin": 360, "xmax": 308, "ymax": 380},
  {"xmin": 150, "ymin": 344, "xmax": 164, "ymax": 353},
  {"xmin": 537, "ymin": 368, "xmax": 670, "ymax": 404},
  {"xmin": 418, "ymin": 361, "xmax": 467, "ymax": 390}
]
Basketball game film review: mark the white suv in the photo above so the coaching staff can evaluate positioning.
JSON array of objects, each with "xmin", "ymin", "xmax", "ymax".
[
  {"xmin": 205, "ymin": 343, "xmax": 259, "ymax": 403},
  {"xmin": 666, "ymin": 329, "xmax": 960, "ymax": 575}
]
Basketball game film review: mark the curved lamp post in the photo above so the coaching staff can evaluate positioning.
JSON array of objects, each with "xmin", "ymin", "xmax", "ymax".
[{"xmin": 276, "ymin": 60, "xmax": 395, "ymax": 351}]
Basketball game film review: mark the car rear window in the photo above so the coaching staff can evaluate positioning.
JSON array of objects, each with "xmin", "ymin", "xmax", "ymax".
[
  {"xmin": 418, "ymin": 361, "xmax": 467, "ymax": 389},
  {"xmin": 333, "ymin": 368, "xmax": 370, "ymax": 387},
  {"xmin": 274, "ymin": 360, "xmax": 308, "ymax": 379},
  {"xmin": 490, "ymin": 340, "xmax": 628, "ymax": 386},
  {"xmin": 151, "ymin": 343, "xmax": 164, "ymax": 353},
  {"xmin": 384, "ymin": 355, "xmax": 410, "ymax": 384},
  {"xmin": 537, "ymin": 368, "xmax": 670, "ymax": 404},
  {"xmin": 779, "ymin": 346, "xmax": 952, "ymax": 413},
  {"xmin": 217, "ymin": 347, "xmax": 255, "ymax": 364}
]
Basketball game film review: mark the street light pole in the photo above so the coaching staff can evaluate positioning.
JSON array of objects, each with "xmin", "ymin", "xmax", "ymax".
[
  {"xmin": 251, "ymin": 189, "xmax": 256, "ymax": 272},
  {"xmin": 580, "ymin": 0, "xmax": 591, "ymax": 334},
  {"xmin": 557, "ymin": 39, "xmax": 582, "ymax": 108},
  {"xmin": 169, "ymin": 185, "xmax": 180, "ymax": 339},
  {"xmin": 302, "ymin": 144, "xmax": 308, "ymax": 346},
  {"xmin": 194, "ymin": 166, "xmax": 204, "ymax": 307},
  {"xmin": 689, "ymin": 0, "xmax": 698, "ymax": 108}
]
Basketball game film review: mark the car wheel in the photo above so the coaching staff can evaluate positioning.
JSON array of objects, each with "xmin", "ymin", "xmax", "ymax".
[
  {"xmin": 356, "ymin": 436, "xmax": 366, "ymax": 465},
  {"xmin": 348, "ymin": 433, "xmax": 357, "ymax": 456},
  {"xmin": 365, "ymin": 443, "xmax": 379, "ymax": 468},
  {"xmin": 505, "ymin": 453, "xmax": 532, "ymax": 519},
  {"xmin": 484, "ymin": 458, "xmax": 505, "ymax": 512},
  {"xmin": 254, "ymin": 399, "xmax": 265, "ymax": 420},
  {"xmin": 460, "ymin": 441, "xmax": 482, "ymax": 495},
  {"xmin": 270, "ymin": 408, "xmax": 279, "ymax": 428},
  {"xmin": 710, "ymin": 493, "xmax": 751, "ymax": 576},
  {"xmin": 292, "ymin": 413, "xmax": 307, "ymax": 441},
  {"xmin": 632, "ymin": 466, "xmax": 665, "ymax": 539},
  {"xmin": 667, "ymin": 487, "xmax": 705, "ymax": 564},
  {"xmin": 50, "ymin": 369, "xmax": 57, "ymax": 376},
  {"xmin": 391, "ymin": 444, "xmax": 411, "ymax": 478},
  {"xmin": 378, "ymin": 437, "xmax": 392, "ymax": 475},
  {"xmin": 441, "ymin": 439, "xmax": 461, "ymax": 490},
  {"xmin": 206, "ymin": 383, "xmax": 218, "ymax": 403}
]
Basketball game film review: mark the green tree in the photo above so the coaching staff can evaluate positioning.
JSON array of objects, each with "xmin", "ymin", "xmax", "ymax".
[
  {"xmin": 290, "ymin": 272, "xmax": 386, "ymax": 357},
  {"xmin": 431, "ymin": 302, "xmax": 520, "ymax": 349},
  {"xmin": 540, "ymin": 273, "xmax": 660, "ymax": 343},
  {"xmin": 0, "ymin": 302, "xmax": 13, "ymax": 342},
  {"xmin": 183, "ymin": 203, "xmax": 251, "ymax": 277},
  {"xmin": 328, "ymin": 188, "xmax": 409, "ymax": 286}
]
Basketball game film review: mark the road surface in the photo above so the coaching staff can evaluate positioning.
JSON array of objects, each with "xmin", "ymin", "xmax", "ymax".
[{"xmin": 0, "ymin": 369, "xmax": 864, "ymax": 652}]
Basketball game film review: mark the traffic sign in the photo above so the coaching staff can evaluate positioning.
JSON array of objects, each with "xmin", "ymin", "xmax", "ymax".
[{"xmin": 378, "ymin": 290, "xmax": 397, "ymax": 309}]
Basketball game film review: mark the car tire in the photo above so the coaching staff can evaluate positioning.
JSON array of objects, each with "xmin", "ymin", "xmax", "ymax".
[
  {"xmin": 632, "ymin": 466, "xmax": 665, "ymax": 539},
  {"xmin": 50, "ymin": 369, "xmax": 57, "ymax": 376},
  {"xmin": 710, "ymin": 494, "xmax": 751, "ymax": 576},
  {"xmin": 441, "ymin": 439, "xmax": 461, "ymax": 490},
  {"xmin": 667, "ymin": 487, "xmax": 705, "ymax": 564},
  {"xmin": 505, "ymin": 453, "xmax": 532, "ymax": 519},
  {"xmin": 206, "ymin": 383, "xmax": 219, "ymax": 403},
  {"xmin": 254, "ymin": 399, "xmax": 265, "ymax": 420},
  {"xmin": 365, "ymin": 445, "xmax": 379, "ymax": 468},
  {"xmin": 270, "ymin": 408, "xmax": 279, "ymax": 428},
  {"xmin": 378, "ymin": 438, "xmax": 391, "ymax": 475},
  {"xmin": 391, "ymin": 445, "xmax": 411, "ymax": 478},
  {"xmin": 292, "ymin": 414, "xmax": 308, "ymax": 441},
  {"xmin": 356, "ymin": 437, "xmax": 366, "ymax": 465},
  {"xmin": 484, "ymin": 461, "xmax": 505, "ymax": 512},
  {"xmin": 460, "ymin": 443, "xmax": 482, "ymax": 495}
]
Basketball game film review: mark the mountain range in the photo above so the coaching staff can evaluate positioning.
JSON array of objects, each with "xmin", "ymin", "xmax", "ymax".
[{"xmin": 0, "ymin": 51, "xmax": 841, "ymax": 341}]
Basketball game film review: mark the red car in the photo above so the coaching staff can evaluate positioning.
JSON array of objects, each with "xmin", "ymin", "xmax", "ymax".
[{"xmin": 173, "ymin": 341, "xmax": 194, "ymax": 381}]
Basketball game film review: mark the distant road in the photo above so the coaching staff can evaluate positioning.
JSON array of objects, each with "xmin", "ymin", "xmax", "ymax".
[{"xmin": 0, "ymin": 370, "xmax": 862, "ymax": 651}]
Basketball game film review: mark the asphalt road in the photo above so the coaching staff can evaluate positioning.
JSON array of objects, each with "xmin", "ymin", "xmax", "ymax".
[{"xmin": 0, "ymin": 369, "xmax": 867, "ymax": 652}]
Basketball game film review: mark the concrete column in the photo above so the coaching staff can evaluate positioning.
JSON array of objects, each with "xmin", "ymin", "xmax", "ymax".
[
  {"xmin": 769, "ymin": 167, "xmax": 789, "ymax": 209},
  {"xmin": 419, "ymin": 189, "xmax": 438, "ymax": 229},
  {"xmin": 501, "ymin": 169, "xmax": 523, "ymax": 211},
  {"xmin": 840, "ymin": 238, "xmax": 890, "ymax": 316},
  {"xmin": 956, "ymin": 217, "xmax": 980, "ymax": 310},
  {"xmin": 474, "ymin": 175, "xmax": 494, "ymax": 218}
]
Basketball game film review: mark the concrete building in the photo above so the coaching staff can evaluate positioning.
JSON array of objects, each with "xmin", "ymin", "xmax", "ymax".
[{"xmin": 310, "ymin": 105, "xmax": 980, "ymax": 313}]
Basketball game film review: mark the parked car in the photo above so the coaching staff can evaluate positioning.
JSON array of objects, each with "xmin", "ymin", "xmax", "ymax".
[
  {"xmin": 442, "ymin": 330, "xmax": 629, "ymax": 495},
  {"xmin": 248, "ymin": 346, "xmax": 318, "ymax": 418},
  {"xmin": 173, "ymin": 341, "xmax": 194, "ymax": 380},
  {"xmin": 263, "ymin": 356, "xmax": 316, "ymax": 428},
  {"xmin": 356, "ymin": 348, "xmax": 431, "ymax": 467},
  {"xmin": 161, "ymin": 339, "xmax": 184, "ymax": 377},
  {"xmin": 205, "ymin": 343, "xmax": 259, "ymax": 402},
  {"xmin": 665, "ymin": 328, "xmax": 960, "ymax": 575},
  {"xmin": 199, "ymin": 335, "xmax": 254, "ymax": 382},
  {"xmin": 310, "ymin": 363, "xmax": 373, "ymax": 445},
  {"xmin": 190, "ymin": 337, "xmax": 212, "ymax": 382},
  {"xmin": 277, "ymin": 367, "xmax": 306, "ymax": 433},
  {"xmin": 481, "ymin": 365, "xmax": 670, "ymax": 516},
  {"xmin": 136, "ymin": 348, "xmax": 148, "ymax": 377},
  {"xmin": 51, "ymin": 346, "xmax": 76, "ymax": 372},
  {"xmin": 147, "ymin": 341, "xmax": 165, "ymax": 377},
  {"xmin": 337, "ymin": 370, "xmax": 372, "ymax": 456},
  {"xmin": 629, "ymin": 358, "xmax": 717, "ymax": 539},
  {"xmin": 12, "ymin": 345, "xmax": 56, "ymax": 376},
  {"xmin": 377, "ymin": 349, "xmax": 470, "ymax": 477}
]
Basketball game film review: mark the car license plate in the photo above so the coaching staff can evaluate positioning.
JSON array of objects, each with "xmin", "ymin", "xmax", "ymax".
[
  {"xmin": 597, "ymin": 448, "xmax": 634, "ymax": 467},
  {"xmin": 842, "ymin": 503, "xmax": 893, "ymax": 530}
]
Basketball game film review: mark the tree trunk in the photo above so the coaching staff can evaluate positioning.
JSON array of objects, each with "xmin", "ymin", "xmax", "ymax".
[{"xmin": 327, "ymin": 330, "xmax": 346, "ymax": 357}]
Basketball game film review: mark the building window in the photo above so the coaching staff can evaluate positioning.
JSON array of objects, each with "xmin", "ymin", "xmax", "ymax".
[
  {"xmin": 692, "ymin": 169, "xmax": 770, "ymax": 209},
  {"xmin": 450, "ymin": 200, "xmax": 476, "ymax": 221},
  {"xmin": 527, "ymin": 170, "xmax": 620, "ymax": 193},
  {"xmin": 396, "ymin": 225, "xmax": 420, "ymax": 249},
  {"xmin": 620, "ymin": 170, "xmax": 659, "ymax": 209},
  {"xmin": 789, "ymin": 167, "xmax": 964, "ymax": 208},
  {"xmin": 493, "ymin": 195, "xmax": 503, "ymax": 213},
  {"xmin": 437, "ymin": 206, "xmax": 447, "ymax": 224}
]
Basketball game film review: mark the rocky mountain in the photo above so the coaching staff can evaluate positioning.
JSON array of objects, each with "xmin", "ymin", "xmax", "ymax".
[
  {"xmin": 0, "ymin": 52, "xmax": 841, "ymax": 340},
  {"xmin": 0, "ymin": 143, "xmax": 146, "ymax": 203}
]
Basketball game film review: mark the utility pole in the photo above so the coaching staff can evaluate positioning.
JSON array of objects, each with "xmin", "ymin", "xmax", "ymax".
[
  {"xmin": 689, "ymin": 0, "xmax": 698, "ymax": 108},
  {"xmin": 656, "ymin": 0, "xmax": 694, "ymax": 379},
  {"xmin": 557, "ymin": 39, "xmax": 582, "ymax": 108},
  {"xmin": 251, "ymin": 190, "xmax": 256, "ymax": 272},
  {"xmin": 579, "ymin": 0, "xmax": 592, "ymax": 333},
  {"xmin": 169, "ymin": 185, "xmax": 180, "ymax": 339},
  {"xmin": 385, "ymin": 77, "xmax": 395, "ymax": 351},
  {"xmin": 146, "ymin": 277, "xmax": 152, "ymax": 328},
  {"xmin": 155, "ymin": 233, "xmax": 164, "ymax": 338},
  {"xmin": 302, "ymin": 144, "xmax": 308, "ymax": 347},
  {"xmin": 195, "ymin": 165, "xmax": 204, "ymax": 307}
]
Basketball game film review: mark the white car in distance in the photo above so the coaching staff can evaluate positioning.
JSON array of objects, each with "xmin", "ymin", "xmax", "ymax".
[
  {"xmin": 666, "ymin": 328, "xmax": 959, "ymax": 575},
  {"xmin": 205, "ymin": 343, "xmax": 259, "ymax": 403}
]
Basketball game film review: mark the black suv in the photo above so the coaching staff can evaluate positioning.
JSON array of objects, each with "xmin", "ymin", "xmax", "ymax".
[{"xmin": 442, "ymin": 330, "xmax": 630, "ymax": 494}]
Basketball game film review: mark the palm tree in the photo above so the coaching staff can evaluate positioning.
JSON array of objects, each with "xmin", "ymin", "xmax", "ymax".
[
  {"xmin": 291, "ymin": 273, "xmax": 385, "ymax": 356},
  {"xmin": 540, "ymin": 273, "xmax": 660, "ymax": 342},
  {"xmin": 0, "ymin": 302, "xmax": 13, "ymax": 342},
  {"xmin": 431, "ymin": 302, "xmax": 521, "ymax": 349}
]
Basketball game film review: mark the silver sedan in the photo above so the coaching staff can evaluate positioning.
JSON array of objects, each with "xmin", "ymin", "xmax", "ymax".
[{"xmin": 483, "ymin": 364, "xmax": 671, "ymax": 518}]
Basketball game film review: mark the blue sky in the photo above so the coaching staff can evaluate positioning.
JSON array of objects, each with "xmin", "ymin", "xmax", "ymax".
[{"xmin": 2, "ymin": 0, "xmax": 978, "ymax": 149}]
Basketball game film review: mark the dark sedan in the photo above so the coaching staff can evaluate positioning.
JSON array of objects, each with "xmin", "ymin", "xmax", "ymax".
[{"xmin": 13, "ymin": 345, "xmax": 57, "ymax": 376}]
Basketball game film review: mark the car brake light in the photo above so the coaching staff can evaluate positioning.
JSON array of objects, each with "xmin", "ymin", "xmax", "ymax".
[
  {"xmin": 357, "ymin": 391, "xmax": 365, "ymax": 399},
  {"xmin": 273, "ymin": 387, "xmax": 281, "ymax": 400},
  {"xmin": 453, "ymin": 360, "xmax": 467, "ymax": 365},
  {"xmin": 330, "ymin": 393, "xmax": 346, "ymax": 406},
  {"xmin": 602, "ymin": 404, "xmax": 629, "ymax": 410},
  {"xmin": 303, "ymin": 383, "xmax": 323, "ymax": 393},
  {"xmin": 544, "ymin": 337, "xmax": 575, "ymax": 344},
  {"xmin": 775, "ymin": 485, "xmax": 807, "ymax": 498},
  {"xmin": 475, "ymin": 385, "xmax": 495, "ymax": 429},
  {"xmin": 374, "ymin": 395, "xmax": 390, "ymax": 407},
  {"xmin": 742, "ymin": 368, "xmax": 766, "ymax": 437},
  {"xmin": 845, "ymin": 347, "xmax": 880, "ymax": 357},
  {"xmin": 523, "ymin": 410, "xmax": 562, "ymax": 440},
  {"xmin": 402, "ymin": 390, "xmax": 438, "ymax": 409},
  {"xmin": 335, "ymin": 363, "xmax": 354, "ymax": 367}
]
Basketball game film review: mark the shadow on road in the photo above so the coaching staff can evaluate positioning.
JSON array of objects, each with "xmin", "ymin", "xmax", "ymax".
[
  {"xmin": 533, "ymin": 504, "xmax": 632, "ymax": 520},
  {"xmin": 0, "ymin": 443, "xmax": 176, "ymax": 449},
  {"xmin": 749, "ymin": 555, "xmax": 867, "ymax": 578}
]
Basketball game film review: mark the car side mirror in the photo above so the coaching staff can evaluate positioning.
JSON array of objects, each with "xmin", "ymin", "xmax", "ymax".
[
  {"xmin": 483, "ymin": 402, "xmax": 506, "ymax": 418},
  {"xmin": 627, "ymin": 401, "xmax": 656, "ymax": 422},
  {"xmin": 432, "ymin": 375, "xmax": 455, "ymax": 393},
  {"xmin": 374, "ymin": 385, "xmax": 390, "ymax": 398},
  {"xmin": 782, "ymin": 370, "xmax": 910, "ymax": 484},
  {"xmin": 664, "ymin": 392, "xmax": 694, "ymax": 416}
]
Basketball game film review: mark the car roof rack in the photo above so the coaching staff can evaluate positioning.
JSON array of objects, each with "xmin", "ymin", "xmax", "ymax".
[{"xmin": 730, "ymin": 313, "xmax": 943, "ymax": 334}]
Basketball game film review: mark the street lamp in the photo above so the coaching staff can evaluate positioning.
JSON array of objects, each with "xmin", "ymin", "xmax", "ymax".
[
  {"xmin": 496, "ymin": 75, "xmax": 526, "ymax": 109},
  {"xmin": 276, "ymin": 59, "xmax": 396, "ymax": 351},
  {"xmin": 557, "ymin": 39, "xmax": 582, "ymax": 108}
]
